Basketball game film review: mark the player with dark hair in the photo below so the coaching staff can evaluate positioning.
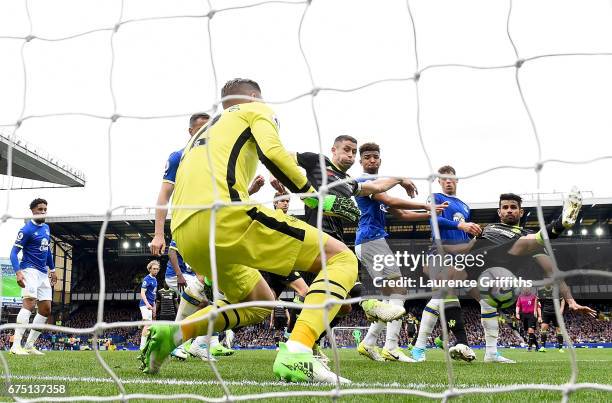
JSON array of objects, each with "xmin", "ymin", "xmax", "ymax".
[
  {"xmin": 354, "ymin": 142, "xmax": 446, "ymax": 363},
  {"xmin": 412, "ymin": 165, "xmax": 480, "ymax": 363},
  {"xmin": 269, "ymin": 135, "xmax": 424, "ymax": 352},
  {"xmin": 537, "ymin": 285, "xmax": 566, "ymax": 352},
  {"xmin": 431, "ymin": 190, "xmax": 595, "ymax": 363},
  {"xmin": 141, "ymin": 78, "xmax": 391, "ymax": 383},
  {"xmin": 516, "ymin": 287, "xmax": 539, "ymax": 351},
  {"xmin": 270, "ymin": 135, "xmax": 427, "ymax": 356},
  {"xmin": 10, "ymin": 198, "xmax": 56, "ymax": 356}
]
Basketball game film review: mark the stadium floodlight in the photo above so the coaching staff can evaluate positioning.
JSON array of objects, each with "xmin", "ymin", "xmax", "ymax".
[
  {"xmin": 581, "ymin": 228, "xmax": 588, "ymax": 236},
  {"xmin": 595, "ymin": 227, "xmax": 603, "ymax": 236},
  {"xmin": 567, "ymin": 229, "xmax": 573, "ymax": 236},
  {"xmin": 135, "ymin": 241, "xmax": 141, "ymax": 248},
  {"xmin": 122, "ymin": 241, "xmax": 129, "ymax": 249}
]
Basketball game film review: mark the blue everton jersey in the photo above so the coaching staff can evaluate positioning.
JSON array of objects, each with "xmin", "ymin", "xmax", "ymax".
[
  {"xmin": 165, "ymin": 240, "xmax": 194, "ymax": 277},
  {"xmin": 430, "ymin": 193, "xmax": 471, "ymax": 243},
  {"xmin": 163, "ymin": 149, "xmax": 183, "ymax": 184},
  {"xmin": 355, "ymin": 177, "xmax": 388, "ymax": 245},
  {"xmin": 140, "ymin": 274, "xmax": 158, "ymax": 306},
  {"xmin": 14, "ymin": 220, "xmax": 52, "ymax": 274}
]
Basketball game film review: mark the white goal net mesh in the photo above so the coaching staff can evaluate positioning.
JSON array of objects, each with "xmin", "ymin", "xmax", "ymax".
[{"xmin": 1, "ymin": 0, "xmax": 612, "ymax": 401}]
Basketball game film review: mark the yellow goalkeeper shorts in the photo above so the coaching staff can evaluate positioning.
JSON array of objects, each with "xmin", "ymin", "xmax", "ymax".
[{"xmin": 172, "ymin": 205, "xmax": 329, "ymax": 303}]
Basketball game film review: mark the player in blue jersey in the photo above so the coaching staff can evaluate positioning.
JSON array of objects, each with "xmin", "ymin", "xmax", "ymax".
[
  {"xmin": 9, "ymin": 198, "xmax": 56, "ymax": 356},
  {"xmin": 412, "ymin": 165, "xmax": 480, "ymax": 363},
  {"xmin": 140, "ymin": 260, "xmax": 160, "ymax": 350},
  {"xmin": 354, "ymin": 143, "xmax": 446, "ymax": 363},
  {"xmin": 151, "ymin": 112, "xmax": 211, "ymax": 257}
]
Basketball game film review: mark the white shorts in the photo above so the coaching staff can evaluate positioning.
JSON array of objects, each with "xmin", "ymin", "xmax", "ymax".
[
  {"xmin": 165, "ymin": 273, "xmax": 198, "ymax": 294},
  {"xmin": 20, "ymin": 268, "xmax": 52, "ymax": 301},
  {"xmin": 140, "ymin": 305, "xmax": 153, "ymax": 321},
  {"xmin": 355, "ymin": 238, "xmax": 402, "ymax": 280}
]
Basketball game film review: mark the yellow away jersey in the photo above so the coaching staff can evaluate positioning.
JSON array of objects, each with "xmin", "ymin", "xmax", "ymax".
[{"xmin": 171, "ymin": 101, "xmax": 313, "ymax": 230}]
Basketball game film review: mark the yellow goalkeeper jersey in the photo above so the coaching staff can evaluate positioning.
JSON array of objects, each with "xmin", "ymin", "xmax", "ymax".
[{"xmin": 171, "ymin": 101, "xmax": 313, "ymax": 231}]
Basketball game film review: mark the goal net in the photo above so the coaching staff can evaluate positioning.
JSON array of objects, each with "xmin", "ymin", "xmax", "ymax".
[
  {"xmin": 1, "ymin": 0, "xmax": 612, "ymax": 401},
  {"xmin": 330, "ymin": 326, "xmax": 371, "ymax": 349}
]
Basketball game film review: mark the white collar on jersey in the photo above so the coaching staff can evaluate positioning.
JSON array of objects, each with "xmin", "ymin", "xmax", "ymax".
[{"xmin": 30, "ymin": 219, "xmax": 44, "ymax": 226}]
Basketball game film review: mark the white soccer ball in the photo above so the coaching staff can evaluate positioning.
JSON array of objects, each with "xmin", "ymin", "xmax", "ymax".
[{"xmin": 478, "ymin": 267, "xmax": 519, "ymax": 309}]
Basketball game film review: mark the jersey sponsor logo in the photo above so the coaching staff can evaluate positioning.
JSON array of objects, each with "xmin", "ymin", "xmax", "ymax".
[
  {"xmin": 453, "ymin": 212, "xmax": 466, "ymax": 222},
  {"xmin": 228, "ymin": 105, "xmax": 240, "ymax": 112},
  {"xmin": 39, "ymin": 238, "xmax": 49, "ymax": 252}
]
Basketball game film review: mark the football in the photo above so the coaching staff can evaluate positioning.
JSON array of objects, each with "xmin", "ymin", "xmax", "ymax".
[{"xmin": 478, "ymin": 267, "xmax": 520, "ymax": 309}]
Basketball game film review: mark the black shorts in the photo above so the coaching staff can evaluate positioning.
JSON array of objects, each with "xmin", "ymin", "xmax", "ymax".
[
  {"xmin": 273, "ymin": 317, "xmax": 287, "ymax": 329},
  {"xmin": 541, "ymin": 311, "xmax": 559, "ymax": 327},
  {"xmin": 406, "ymin": 324, "xmax": 416, "ymax": 337},
  {"xmin": 520, "ymin": 314, "xmax": 537, "ymax": 331},
  {"xmin": 262, "ymin": 271, "xmax": 302, "ymax": 298}
]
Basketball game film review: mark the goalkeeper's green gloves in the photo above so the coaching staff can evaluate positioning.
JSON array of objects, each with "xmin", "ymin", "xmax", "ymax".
[{"xmin": 303, "ymin": 194, "xmax": 360, "ymax": 223}]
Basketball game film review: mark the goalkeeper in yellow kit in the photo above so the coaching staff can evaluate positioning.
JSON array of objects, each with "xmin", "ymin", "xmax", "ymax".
[{"xmin": 140, "ymin": 78, "xmax": 403, "ymax": 383}]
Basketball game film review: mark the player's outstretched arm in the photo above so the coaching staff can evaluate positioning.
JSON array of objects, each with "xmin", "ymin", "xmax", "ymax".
[
  {"xmin": 357, "ymin": 177, "xmax": 403, "ymax": 197},
  {"xmin": 389, "ymin": 208, "xmax": 430, "ymax": 222},
  {"xmin": 373, "ymin": 191, "xmax": 446, "ymax": 213},
  {"xmin": 534, "ymin": 255, "xmax": 597, "ymax": 317},
  {"xmin": 151, "ymin": 182, "xmax": 174, "ymax": 256},
  {"xmin": 249, "ymin": 109, "xmax": 313, "ymax": 195}
]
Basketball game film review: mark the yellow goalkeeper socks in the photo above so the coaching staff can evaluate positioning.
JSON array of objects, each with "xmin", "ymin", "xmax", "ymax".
[
  {"xmin": 289, "ymin": 249, "xmax": 358, "ymax": 349},
  {"xmin": 181, "ymin": 299, "xmax": 271, "ymax": 341}
]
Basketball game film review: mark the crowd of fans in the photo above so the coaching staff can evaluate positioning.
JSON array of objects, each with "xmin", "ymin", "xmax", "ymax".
[
  {"xmin": 72, "ymin": 267, "xmax": 144, "ymax": 294},
  {"xmin": 2, "ymin": 300, "xmax": 610, "ymax": 351},
  {"xmin": 232, "ymin": 301, "xmax": 612, "ymax": 349}
]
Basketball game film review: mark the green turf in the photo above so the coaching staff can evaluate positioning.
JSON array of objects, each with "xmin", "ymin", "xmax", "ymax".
[
  {"xmin": 1, "ymin": 277, "xmax": 21, "ymax": 299},
  {"xmin": 2, "ymin": 348, "xmax": 611, "ymax": 402}
]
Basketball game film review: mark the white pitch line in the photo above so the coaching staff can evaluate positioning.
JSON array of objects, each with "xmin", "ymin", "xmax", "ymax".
[
  {"xmin": 7, "ymin": 375, "xmax": 445, "ymax": 389},
  {"xmin": 7, "ymin": 375, "xmax": 608, "ymax": 390}
]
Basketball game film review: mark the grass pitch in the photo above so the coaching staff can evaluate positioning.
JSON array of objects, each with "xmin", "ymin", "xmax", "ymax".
[{"xmin": 2, "ymin": 348, "xmax": 611, "ymax": 402}]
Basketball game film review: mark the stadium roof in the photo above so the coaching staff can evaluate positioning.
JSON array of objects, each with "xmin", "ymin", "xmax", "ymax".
[
  {"xmin": 46, "ymin": 197, "xmax": 612, "ymax": 251},
  {"xmin": 0, "ymin": 132, "xmax": 86, "ymax": 188}
]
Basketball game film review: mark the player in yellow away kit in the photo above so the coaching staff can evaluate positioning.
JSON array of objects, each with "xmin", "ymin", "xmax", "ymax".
[{"xmin": 139, "ymin": 78, "xmax": 404, "ymax": 383}]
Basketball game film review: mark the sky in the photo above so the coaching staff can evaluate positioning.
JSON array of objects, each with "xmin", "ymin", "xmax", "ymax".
[{"xmin": 1, "ymin": 0, "xmax": 612, "ymax": 255}]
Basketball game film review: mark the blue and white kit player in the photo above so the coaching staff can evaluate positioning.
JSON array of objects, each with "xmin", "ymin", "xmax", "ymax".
[
  {"xmin": 412, "ymin": 165, "xmax": 479, "ymax": 363},
  {"xmin": 10, "ymin": 198, "xmax": 56, "ymax": 356},
  {"xmin": 140, "ymin": 260, "xmax": 160, "ymax": 350},
  {"xmin": 354, "ymin": 143, "xmax": 440, "ymax": 363}
]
